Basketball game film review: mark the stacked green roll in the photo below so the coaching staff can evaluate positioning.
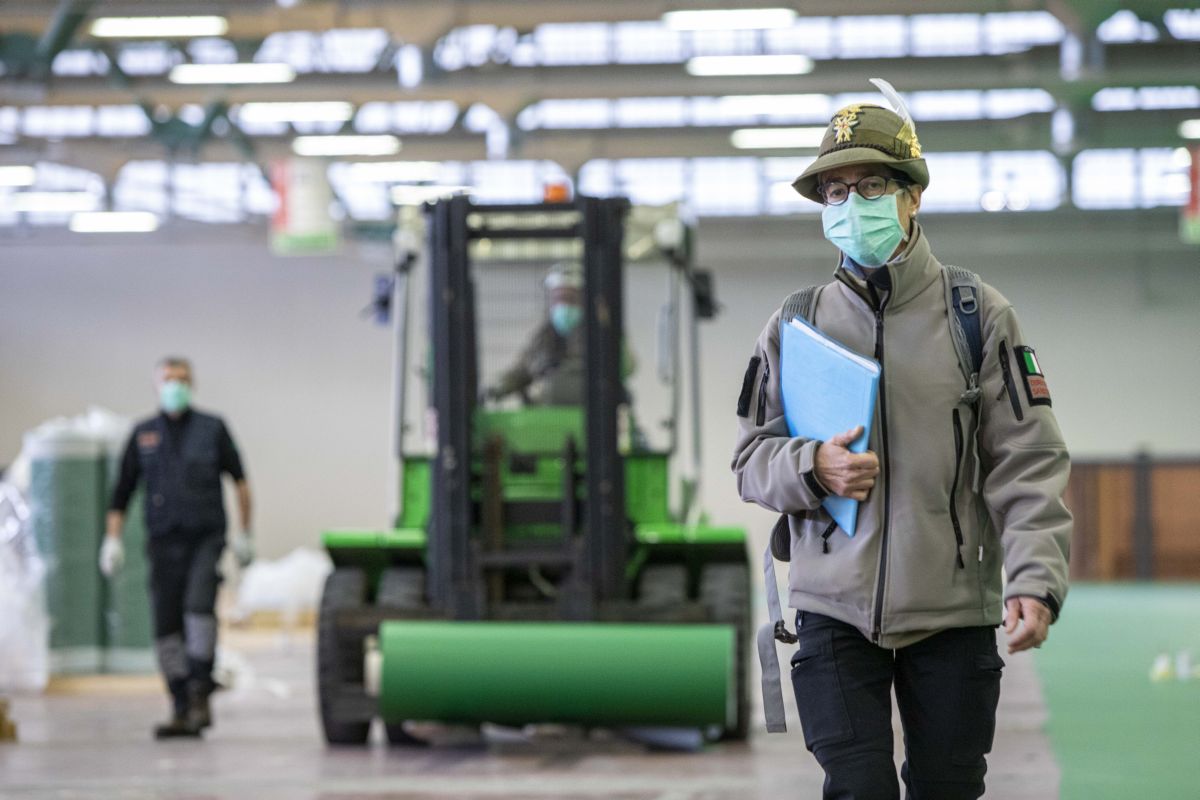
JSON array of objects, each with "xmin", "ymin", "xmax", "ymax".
[
  {"xmin": 26, "ymin": 428, "xmax": 106, "ymax": 674},
  {"xmin": 24, "ymin": 418, "xmax": 155, "ymax": 675},
  {"xmin": 379, "ymin": 621, "xmax": 734, "ymax": 727}
]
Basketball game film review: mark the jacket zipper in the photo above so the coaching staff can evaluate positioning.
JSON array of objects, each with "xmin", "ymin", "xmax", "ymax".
[
  {"xmin": 949, "ymin": 409, "xmax": 966, "ymax": 569},
  {"xmin": 755, "ymin": 360, "xmax": 770, "ymax": 426},
  {"xmin": 869, "ymin": 285, "xmax": 891, "ymax": 645},
  {"xmin": 998, "ymin": 340, "xmax": 1024, "ymax": 421}
]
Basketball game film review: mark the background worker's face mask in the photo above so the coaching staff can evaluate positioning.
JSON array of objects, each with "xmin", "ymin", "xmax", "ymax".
[
  {"xmin": 159, "ymin": 380, "xmax": 192, "ymax": 414},
  {"xmin": 550, "ymin": 303, "xmax": 582, "ymax": 336},
  {"xmin": 821, "ymin": 191, "xmax": 907, "ymax": 268}
]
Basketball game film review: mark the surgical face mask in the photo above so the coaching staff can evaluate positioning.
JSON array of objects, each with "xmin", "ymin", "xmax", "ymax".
[
  {"xmin": 550, "ymin": 303, "xmax": 582, "ymax": 336},
  {"xmin": 159, "ymin": 380, "xmax": 191, "ymax": 414},
  {"xmin": 821, "ymin": 191, "xmax": 907, "ymax": 268}
]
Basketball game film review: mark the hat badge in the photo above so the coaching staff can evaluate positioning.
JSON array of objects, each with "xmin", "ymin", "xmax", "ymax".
[
  {"xmin": 831, "ymin": 105, "xmax": 863, "ymax": 144},
  {"xmin": 898, "ymin": 122, "xmax": 922, "ymax": 158}
]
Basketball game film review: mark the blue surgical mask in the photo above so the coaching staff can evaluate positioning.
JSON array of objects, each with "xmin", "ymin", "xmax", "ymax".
[
  {"xmin": 550, "ymin": 303, "xmax": 582, "ymax": 336},
  {"xmin": 159, "ymin": 380, "xmax": 191, "ymax": 414},
  {"xmin": 821, "ymin": 192, "xmax": 908, "ymax": 268}
]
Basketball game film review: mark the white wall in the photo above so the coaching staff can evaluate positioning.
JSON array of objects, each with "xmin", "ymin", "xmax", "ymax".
[
  {"xmin": 1, "ymin": 226, "xmax": 395, "ymax": 557},
  {"xmin": 2, "ymin": 209, "xmax": 1197, "ymax": 557}
]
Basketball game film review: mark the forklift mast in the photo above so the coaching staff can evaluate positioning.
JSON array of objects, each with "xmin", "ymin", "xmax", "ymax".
[{"xmin": 424, "ymin": 195, "xmax": 630, "ymax": 621}]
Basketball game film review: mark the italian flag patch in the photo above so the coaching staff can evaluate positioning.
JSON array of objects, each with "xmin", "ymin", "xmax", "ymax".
[{"xmin": 1016, "ymin": 345, "xmax": 1051, "ymax": 406}]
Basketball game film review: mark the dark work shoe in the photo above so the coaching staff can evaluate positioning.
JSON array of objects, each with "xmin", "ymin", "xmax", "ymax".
[
  {"xmin": 154, "ymin": 714, "xmax": 202, "ymax": 739},
  {"xmin": 186, "ymin": 683, "xmax": 212, "ymax": 730}
]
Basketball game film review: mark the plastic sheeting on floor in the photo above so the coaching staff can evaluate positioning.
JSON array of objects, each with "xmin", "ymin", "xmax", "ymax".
[
  {"xmin": 0, "ymin": 482, "xmax": 49, "ymax": 693},
  {"xmin": 233, "ymin": 547, "xmax": 332, "ymax": 624}
]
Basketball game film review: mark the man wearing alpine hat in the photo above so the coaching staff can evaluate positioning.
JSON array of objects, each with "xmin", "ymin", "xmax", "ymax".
[{"xmin": 732, "ymin": 80, "xmax": 1071, "ymax": 799}]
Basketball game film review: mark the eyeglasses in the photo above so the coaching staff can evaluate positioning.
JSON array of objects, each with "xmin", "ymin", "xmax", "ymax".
[{"xmin": 818, "ymin": 175, "xmax": 911, "ymax": 205}]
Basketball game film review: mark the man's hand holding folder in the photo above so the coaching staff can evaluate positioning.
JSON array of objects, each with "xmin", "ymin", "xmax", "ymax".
[{"xmin": 814, "ymin": 425, "xmax": 880, "ymax": 502}]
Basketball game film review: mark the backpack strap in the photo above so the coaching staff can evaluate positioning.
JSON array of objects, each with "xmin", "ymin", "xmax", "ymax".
[
  {"xmin": 756, "ymin": 542, "xmax": 796, "ymax": 733},
  {"xmin": 757, "ymin": 283, "xmax": 825, "ymax": 734},
  {"xmin": 942, "ymin": 264, "xmax": 984, "ymax": 386},
  {"xmin": 779, "ymin": 285, "xmax": 822, "ymax": 336},
  {"xmin": 770, "ymin": 282, "xmax": 826, "ymax": 563},
  {"xmin": 942, "ymin": 264, "xmax": 985, "ymax": 491}
]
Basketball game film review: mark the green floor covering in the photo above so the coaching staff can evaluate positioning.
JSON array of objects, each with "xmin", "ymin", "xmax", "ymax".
[{"xmin": 1034, "ymin": 583, "xmax": 1200, "ymax": 800}]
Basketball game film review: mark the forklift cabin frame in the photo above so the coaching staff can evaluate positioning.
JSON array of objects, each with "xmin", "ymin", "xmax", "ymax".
[{"xmin": 425, "ymin": 195, "xmax": 631, "ymax": 622}]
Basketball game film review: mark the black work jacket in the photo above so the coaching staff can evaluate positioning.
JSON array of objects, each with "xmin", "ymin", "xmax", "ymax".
[{"xmin": 110, "ymin": 409, "xmax": 244, "ymax": 537}]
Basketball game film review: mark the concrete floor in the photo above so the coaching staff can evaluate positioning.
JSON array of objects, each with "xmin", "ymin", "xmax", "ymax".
[{"xmin": 0, "ymin": 628, "xmax": 1059, "ymax": 800}]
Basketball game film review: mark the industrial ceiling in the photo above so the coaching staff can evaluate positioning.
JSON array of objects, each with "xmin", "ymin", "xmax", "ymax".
[{"xmin": 0, "ymin": 1, "xmax": 1196, "ymax": 218}]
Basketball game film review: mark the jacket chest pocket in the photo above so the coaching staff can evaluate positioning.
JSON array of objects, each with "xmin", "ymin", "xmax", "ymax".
[
  {"xmin": 137, "ymin": 448, "xmax": 161, "ymax": 478},
  {"xmin": 185, "ymin": 445, "xmax": 220, "ymax": 487}
]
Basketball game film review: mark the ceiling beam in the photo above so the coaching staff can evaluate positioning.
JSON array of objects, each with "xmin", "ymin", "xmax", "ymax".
[
  {"xmin": 11, "ymin": 106, "xmax": 1195, "ymax": 184},
  {"xmin": 1, "ymin": 1, "xmax": 1036, "ymax": 44},
  {"xmin": 2, "ymin": 41, "xmax": 1195, "ymax": 113}
]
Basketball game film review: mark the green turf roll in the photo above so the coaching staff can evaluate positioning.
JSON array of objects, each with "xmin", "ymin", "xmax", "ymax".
[
  {"xmin": 379, "ymin": 621, "xmax": 734, "ymax": 727},
  {"xmin": 27, "ymin": 433, "xmax": 106, "ymax": 670}
]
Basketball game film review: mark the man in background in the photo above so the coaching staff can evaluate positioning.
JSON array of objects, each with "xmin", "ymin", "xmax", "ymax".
[
  {"xmin": 100, "ymin": 357, "xmax": 253, "ymax": 739},
  {"xmin": 487, "ymin": 262, "xmax": 587, "ymax": 406}
]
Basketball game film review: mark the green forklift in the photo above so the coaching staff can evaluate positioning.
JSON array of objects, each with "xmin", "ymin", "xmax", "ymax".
[{"xmin": 316, "ymin": 195, "xmax": 751, "ymax": 745}]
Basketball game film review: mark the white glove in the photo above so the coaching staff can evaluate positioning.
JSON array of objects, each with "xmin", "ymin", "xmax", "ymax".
[
  {"xmin": 99, "ymin": 536, "xmax": 125, "ymax": 577},
  {"xmin": 231, "ymin": 531, "xmax": 255, "ymax": 568}
]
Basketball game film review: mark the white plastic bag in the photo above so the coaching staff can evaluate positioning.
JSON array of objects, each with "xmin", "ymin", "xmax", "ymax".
[
  {"xmin": 0, "ymin": 483, "xmax": 49, "ymax": 693},
  {"xmin": 233, "ymin": 546, "xmax": 332, "ymax": 624}
]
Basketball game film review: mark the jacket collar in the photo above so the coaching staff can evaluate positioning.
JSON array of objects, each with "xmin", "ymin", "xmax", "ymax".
[
  {"xmin": 158, "ymin": 408, "xmax": 193, "ymax": 426},
  {"xmin": 833, "ymin": 221, "xmax": 941, "ymax": 312}
]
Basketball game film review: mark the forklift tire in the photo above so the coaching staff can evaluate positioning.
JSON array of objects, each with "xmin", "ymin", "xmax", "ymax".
[
  {"xmin": 318, "ymin": 567, "xmax": 371, "ymax": 745},
  {"xmin": 376, "ymin": 567, "xmax": 428, "ymax": 747},
  {"xmin": 700, "ymin": 563, "xmax": 752, "ymax": 741},
  {"xmin": 376, "ymin": 566, "xmax": 426, "ymax": 610},
  {"xmin": 637, "ymin": 564, "xmax": 689, "ymax": 606}
]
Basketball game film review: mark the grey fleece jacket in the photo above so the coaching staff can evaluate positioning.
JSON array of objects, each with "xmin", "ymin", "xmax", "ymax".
[{"xmin": 731, "ymin": 223, "xmax": 1071, "ymax": 646}]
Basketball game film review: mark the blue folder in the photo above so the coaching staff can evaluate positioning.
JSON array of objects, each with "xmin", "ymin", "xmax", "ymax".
[{"xmin": 780, "ymin": 316, "xmax": 881, "ymax": 537}]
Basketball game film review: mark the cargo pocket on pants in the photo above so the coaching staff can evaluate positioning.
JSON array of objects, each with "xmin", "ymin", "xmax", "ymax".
[
  {"xmin": 950, "ymin": 652, "xmax": 1004, "ymax": 766},
  {"xmin": 790, "ymin": 627, "xmax": 854, "ymax": 752}
]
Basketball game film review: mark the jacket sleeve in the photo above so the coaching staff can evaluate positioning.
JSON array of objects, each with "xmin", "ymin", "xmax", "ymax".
[
  {"xmin": 491, "ymin": 347, "xmax": 536, "ymax": 399},
  {"xmin": 730, "ymin": 309, "xmax": 827, "ymax": 514},
  {"xmin": 977, "ymin": 292, "xmax": 1072, "ymax": 619},
  {"xmin": 108, "ymin": 431, "xmax": 141, "ymax": 513},
  {"xmin": 218, "ymin": 420, "xmax": 246, "ymax": 482}
]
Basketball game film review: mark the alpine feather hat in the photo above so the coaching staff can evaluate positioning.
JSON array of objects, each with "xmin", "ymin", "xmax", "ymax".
[{"xmin": 792, "ymin": 80, "xmax": 929, "ymax": 204}]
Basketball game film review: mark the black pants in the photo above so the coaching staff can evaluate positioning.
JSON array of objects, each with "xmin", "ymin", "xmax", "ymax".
[
  {"xmin": 790, "ymin": 612, "xmax": 1004, "ymax": 800},
  {"xmin": 147, "ymin": 530, "xmax": 224, "ymax": 713}
]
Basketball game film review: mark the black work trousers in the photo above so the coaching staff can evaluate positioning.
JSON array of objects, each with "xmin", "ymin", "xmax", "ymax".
[
  {"xmin": 147, "ymin": 530, "xmax": 224, "ymax": 713},
  {"xmin": 790, "ymin": 612, "xmax": 1004, "ymax": 800}
]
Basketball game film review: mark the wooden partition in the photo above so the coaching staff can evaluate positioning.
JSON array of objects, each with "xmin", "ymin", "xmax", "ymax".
[{"xmin": 1064, "ymin": 458, "xmax": 1200, "ymax": 580}]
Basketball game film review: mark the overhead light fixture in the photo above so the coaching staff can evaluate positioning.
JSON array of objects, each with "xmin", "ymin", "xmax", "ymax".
[
  {"xmin": 237, "ymin": 102, "xmax": 355, "ymax": 124},
  {"xmin": 663, "ymin": 8, "xmax": 797, "ymax": 31},
  {"xmin": 5, "ymin": 192, "xmax": 99, "ymax": 213},
  {"xmin": 686, "ymin": 54, "xmax": 813, "ymax": 76},
  {"xmin": 391, "ymin": 185, "xmax": 471, "ymax": 205},
  {"xmin": 90, "ymin": 16, "xmax": 229, "ymax": 38},
  {"xmin": 169, "ymin": 63, "xmax": 295, "ymax": 85},
  {"xmin": 69, "ymin": 211, "xmax": 160, "ymax": 233},
  {"xmin": 730, "ymin": 126, "xmax": 825, "ymax": 149},
  {"xmin": 293, "ymin": 135, "xmax": 401, "ymax": 157},
  {"xmin": 1005, "ymin": 191, "xmax": 1031, "ymax": 212},
  {"xmin": 347, "ymin": 161, "xmax": 442, "ymax": 183},
  {"xmin": 0, "ymin": 166, "xmax": 36, "ymax": 187},
  {"xmin": 1180, "ymin": 119, "xmax": 1200, "ymax": 139},
  {"xmin": 1165, "ymin": 173, "xmax": 1192, "ymax": 194},
  {"xmin": 980, "ymin": 191, "xmax": 1006, "ymax": 212}
]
